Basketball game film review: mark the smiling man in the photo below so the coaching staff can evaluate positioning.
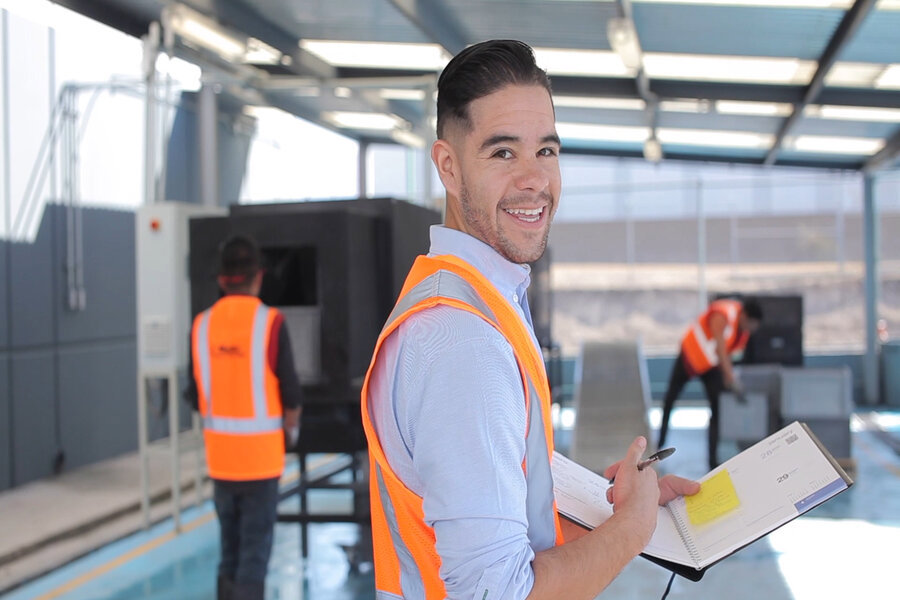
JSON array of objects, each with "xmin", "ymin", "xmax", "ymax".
[{"xmin": 361, "ymin": 40, "xmax": 699, "ymax": 600}]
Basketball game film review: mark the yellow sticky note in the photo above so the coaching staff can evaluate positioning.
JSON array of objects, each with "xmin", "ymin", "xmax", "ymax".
[{"xmin": 685, "ymin": 469, "xmax": 740, "ymax": 526}]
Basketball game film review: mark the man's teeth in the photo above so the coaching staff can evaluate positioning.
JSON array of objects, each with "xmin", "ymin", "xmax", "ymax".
[{"xmin": 505, "ymin": 207, "xmax": 543, "ymax": 222}]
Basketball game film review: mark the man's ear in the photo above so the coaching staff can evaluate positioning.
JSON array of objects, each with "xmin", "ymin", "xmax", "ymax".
[{"xmin": 431, "ymin": 138, "xmax": 460, "ymax": 198}]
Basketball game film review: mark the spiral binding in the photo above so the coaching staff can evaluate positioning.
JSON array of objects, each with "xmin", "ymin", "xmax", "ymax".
[{"xmin": 667, "ymin": 501, "xmax": 702, "ymax": 567}]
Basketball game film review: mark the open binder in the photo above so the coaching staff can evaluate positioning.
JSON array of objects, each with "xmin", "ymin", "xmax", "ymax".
[{"xmin": 553, "ymin": 421, "xmax": 853, "ymax": 581}]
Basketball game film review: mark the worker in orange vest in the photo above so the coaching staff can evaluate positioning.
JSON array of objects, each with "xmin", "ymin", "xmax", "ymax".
[
  {"xmin": 657, "ymin": 297, "xmax": 763, "ymax": 470},
  {"xmin": 185, "ymin": 234, "xmax": 302, "ymax": 600},
  {"xmin": 361, "ymin": 40, "xmax": 699, "ymax": 600}
]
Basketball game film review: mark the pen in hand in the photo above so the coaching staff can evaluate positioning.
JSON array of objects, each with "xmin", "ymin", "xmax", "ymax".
[{"xmin": 608, "ymin": 447, "xmax": 676, "ymax": 484}]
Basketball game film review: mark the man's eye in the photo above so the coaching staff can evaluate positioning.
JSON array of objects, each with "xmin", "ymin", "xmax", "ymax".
[
  {"xmin": 492, "ymin": 149, "xmax": 513, "ymax": 159},
  {"xmin": 539, "ymin": 147, "xmax": 558, "ymax": 157}
]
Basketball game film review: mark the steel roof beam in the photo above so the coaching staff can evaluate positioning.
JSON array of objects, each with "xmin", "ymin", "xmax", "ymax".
[
  {"xmin": 546, "ymin": 76, "xmax": 900, "ymax": 109},
  {"xmin": 203, "ymin": 0, "xmax": 335, "ymax": 79},
  {"xmin": 863, "ymin": 126, "xmax": 900, "ymax": 173},
  {"xmin": 52, "ymin": 0, "xmax": 149, "ymax": 38},
  {"xmin": 763, "ymin": 0, "xmax": 878, "ymax": 166},
  {"xmin": 386, "ymin": 0, "xmax": 468, "ymax": 55},
  {"xmin": 562, "ymin": 146, "xmax": 861, "ymax": 170}
]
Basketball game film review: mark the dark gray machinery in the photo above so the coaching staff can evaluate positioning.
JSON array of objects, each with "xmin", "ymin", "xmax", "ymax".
[{"xmin": 188, "ymin": 197, "xmax": 440, "ymax": 557}]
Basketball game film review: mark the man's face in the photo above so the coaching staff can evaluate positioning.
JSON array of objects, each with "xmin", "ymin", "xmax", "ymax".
[{"xmin": 440, "ymin": 84, "xmax": 561, "ymax": 264}]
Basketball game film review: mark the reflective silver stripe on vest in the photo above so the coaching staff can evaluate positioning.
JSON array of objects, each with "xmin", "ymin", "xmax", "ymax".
[
  {"xmin": 196, "ymin": 310, "xmax": 213, "ymax": 410},
  {"xmin": 251, "ymin": 304, "xmax": 270, "ymax": 420},
  {"xmin": 197, "ymin": 303, "xmax": 280, "ymax": 435},
  {"xmin": 376, "ymin": 464, "xmax": 426, "ymax": 599},
  {"xmin": 202, "ymin": 415, "xmax": 283, "ymax": 434},
  {"xmin": 384, "ymin": 269, "xmax": 497, "ymax": 332},
  {"xmin": 384, "ymin": 268, "xmax": 558, "ymax": 552},
  {"xmin": 375, "ymin": 592, "xmax": 403, "ymax": 600}
]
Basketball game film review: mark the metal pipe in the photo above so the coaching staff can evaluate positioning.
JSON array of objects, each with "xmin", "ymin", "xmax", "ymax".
[
  {"xmin": 143, "ymin": 22, "xmax": 160, "ymax": 206},
  {"xmin": 138, "ymin": 377, "xmax": 150, "ymax": 528},
  {"xmin": 696, "ymin": 179, "xmax": 707, "ymax": 312},
  {"xmin": 358, "ymin": 140, "xmax": 368, "ymax": 199},
  {"xmin": 198, "ymin": 82, "xmax": 219, "ymax": 207},
  {"xmin": 863, "ymin": 173, "xmax": 880, "ymax": 405},
  {"xmin": 169, "ymin": 373, "xmax": 181, "ymax": 531}
]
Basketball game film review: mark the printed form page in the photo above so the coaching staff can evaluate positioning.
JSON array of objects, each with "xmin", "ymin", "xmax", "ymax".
[
  {"xmin": 552, "ymin": 452, "xmax": 694, "ymax": 566},
  {"xmin": 666, "ymin": 422, "xmax": 848, "ymax": 568}
]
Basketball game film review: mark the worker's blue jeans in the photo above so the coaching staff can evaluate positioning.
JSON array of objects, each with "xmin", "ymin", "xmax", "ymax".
[{"xmin": 213, "ymin": 477, "xmax": 280, "ymax": 587}]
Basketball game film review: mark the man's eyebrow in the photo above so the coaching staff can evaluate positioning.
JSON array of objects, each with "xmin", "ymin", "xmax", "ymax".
[
  {"xmin": 479, "ymin": 133, "xmax": 562, "ymax": 152},
  {"xmin": 542, "ymin": 133, "xmax": 562, "ymax": 147},
  {"xmin": 479, "ymin": 134, "xmax": 518, "ymax": 152}
]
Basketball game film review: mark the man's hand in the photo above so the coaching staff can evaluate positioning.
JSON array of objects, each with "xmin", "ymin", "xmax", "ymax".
[
  {"xmin": 658, "ymin": 474, "xmax": 700, "ymax": 505},
  {"xmin": 604, "ymin": 444, "xmax": 701, "ymax": 508},
  {"xmin": 601, "ymin": 437, "xmax": 661, "ymax": 548},
  {"xmin": 283, "ymin": 407, "xmax": 301, "ymax": 450}
]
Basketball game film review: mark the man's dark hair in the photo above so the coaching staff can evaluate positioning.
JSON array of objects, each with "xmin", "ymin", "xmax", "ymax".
[
  {"xmin": 436, "ymin": 39, "xmax": 552, "ymax": 138},
  {"xmin": 218, "ymin": 234, "xmax": 261, "ymax": 290},
  {"xmin": 742, "ymin": 297, "xmax": 763, "ymax": 322}
]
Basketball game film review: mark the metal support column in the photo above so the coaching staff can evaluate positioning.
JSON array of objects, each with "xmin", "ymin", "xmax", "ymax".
[
  {"xmin": 198, "ymin": 82, "xmax": 218, "ymax": 207},
  {"xmin": 142, "ymin": 23, "xmax": 159, "ymax": 206},
  {"xmin": 168, "ymin": 371, "xmax": 181, "ymax": 531},
  {"xmin": 423, "ymin": 79, "xmax": 438, "ymax": 212},
  {"xmin": 863, "ymin": 173, "xmax": 880, "ymax": 405},
  {"xmin": 358, "ymin": 140, "xmax": 368, "ymax": 199},
  {"xmin": 696, "ymin": 179, "xmax": 707, "ymax": 311}
]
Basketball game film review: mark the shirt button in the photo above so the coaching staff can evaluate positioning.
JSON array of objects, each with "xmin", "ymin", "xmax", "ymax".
[{"xmin": 513, "ymin": 293, "xmax": 519, "ymax": 302}]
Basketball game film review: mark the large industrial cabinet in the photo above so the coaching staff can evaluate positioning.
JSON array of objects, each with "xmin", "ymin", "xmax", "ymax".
[{"xmin": 188, "ymin": 198, "xmax": 441, "ymax": 452}]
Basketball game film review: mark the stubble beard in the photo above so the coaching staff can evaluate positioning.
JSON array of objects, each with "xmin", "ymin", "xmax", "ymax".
[{"xmin": 459, "ymin": 180, "xmax": 551, "ymax": 264}]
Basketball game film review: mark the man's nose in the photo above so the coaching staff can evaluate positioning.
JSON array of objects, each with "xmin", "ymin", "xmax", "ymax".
[{"xmin": 514, "ymin": 158, "xmax": 550, "ymax": 191}]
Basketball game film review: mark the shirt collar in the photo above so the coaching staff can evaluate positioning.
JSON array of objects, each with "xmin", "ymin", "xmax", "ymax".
[{"xmin": 427, "ymin": 225, "xmax": 532, "ymax": 300}]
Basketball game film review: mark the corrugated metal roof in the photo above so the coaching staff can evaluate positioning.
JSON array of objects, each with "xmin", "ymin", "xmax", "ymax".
[{"xmin": 59, "ymin": 0, "xmax": 900, "ymax": 171}]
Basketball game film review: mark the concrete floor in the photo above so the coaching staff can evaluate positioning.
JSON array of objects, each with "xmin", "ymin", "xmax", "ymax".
[{"xmin": 1, "ymin": 408, "xmax": 899, "ymax": 600}]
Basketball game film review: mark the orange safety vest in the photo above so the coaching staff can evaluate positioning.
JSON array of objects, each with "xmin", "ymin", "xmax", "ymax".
[
  {"xmin": 361, "ymin": 254, "xmax": 564, "ymax": 600},
  {"xmin": 192, "ymin": 295, "xmax": 285, "ymax": 481},
  {"xmin": 680, "ymin": 299, "xmax": 749, "ymax": 375}
]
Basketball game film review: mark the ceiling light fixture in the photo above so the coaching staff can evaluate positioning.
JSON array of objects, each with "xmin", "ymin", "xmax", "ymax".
[
  {"xmin": 825, "ymin": 62, "xmax": 887, "ymax": 87},
  {"xmin": 657, "ymin": 128, "xmax": 773, "ymax": 148},
  {"xmin": 715, "ymin": 100, "xmax": 794, "ymax": 116},
  {"xmin": 162, "ymin": 3, "xmax": 283, "ymax": 65},
  {"xmin": 875, "ymin": 64, "xmax": 900, "ymax": 89},
  {"xmin": 556, "ymin": 122, "xmax": 649, "ymax": 143},
  {"xmin": 300, "ymin": 40, "xmax": 450, "ymax": 71},
  {"xmin": 806, "ymin": 104, "xmax": 900, "ymax": 122},
  {"xmin": 643, "ymin": 137, "xmax": 663, "ymax": 162},
  {"xmin": 643, "ymin": 53, "xmax": 814, "ymax": 84},
  {"xmin": 380, "ymin": 89, "xmax": 427, "ymax": 101},
  {"xmin": 533, "ymin": 48, "xmax": 633, "ymax": 77},
  {"xmin": 553, "ymin": 96, "xmax": 646, "ymax": 110},
  {"xmin": 606, "ymin": 17, "xmax": 643, "ymax": 70},
  {"xmin": 792, "ymin": 135, "xmax": 885, "ymax": 155},
  {"xmin": 324, "ymin": 111, "xmax": 402, "ymax": 130}
]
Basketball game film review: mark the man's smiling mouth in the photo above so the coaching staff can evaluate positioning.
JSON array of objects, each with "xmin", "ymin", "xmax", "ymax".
[{"xmin": 504, "ymin": 207, "xmax": 544, "ymax": 223}]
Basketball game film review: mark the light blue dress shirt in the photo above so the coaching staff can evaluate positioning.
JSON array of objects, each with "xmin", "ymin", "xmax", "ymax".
[{"xmin": 368, "ymin": 225, "xmax": 550, "ymax": 599}]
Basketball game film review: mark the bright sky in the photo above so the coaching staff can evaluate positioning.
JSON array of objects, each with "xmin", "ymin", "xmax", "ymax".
[{"xmin": 0, "ymin": 0, "xmax": 360, "ymax": 233}]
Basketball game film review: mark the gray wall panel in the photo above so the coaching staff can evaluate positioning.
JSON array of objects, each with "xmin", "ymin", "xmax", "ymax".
[
  {"xmin": 550, "ymin": 213, "xmax": 897, "ymax": 265},
  {"xmin": 1, "ymin": 241, "xmax": 9, "ymax": 349},
  {"xmin": 55, "ymin": 207, "xmax": 136, "ymax": 343},
  {"xmin": 10, "ymin": 211, "xmax": 54, "ymax": 347},
  {"xmin": 11, "ymin": 352, "xmax": 57, "ymax": 485},
  {"xmin": 0, "ymin": 358, "xmax": 11, "ymax": 491},
  {"xmin": 58, "ymin": 341, "xmax": 137, "ymax": 471}
]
